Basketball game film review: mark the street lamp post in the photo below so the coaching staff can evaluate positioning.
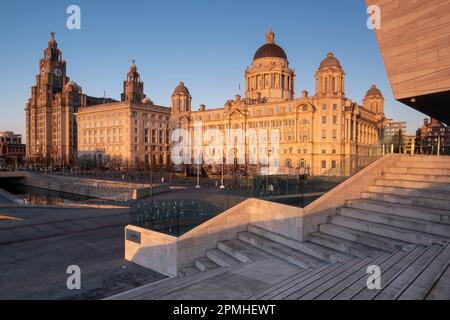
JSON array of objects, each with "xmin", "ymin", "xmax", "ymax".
[
  {"xmin": 220, "ymin": 153, "xmax": 225, "ymax": 189},
  {"xmin": 195, "ymin": 162, "xmax": 201, "ymax": 189},
  {"xmin": 266, "ymin": 148, "xmax": 272, "ymax": 192}
]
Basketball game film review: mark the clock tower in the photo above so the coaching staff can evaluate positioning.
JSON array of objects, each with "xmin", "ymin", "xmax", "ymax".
[{"xmin": 25, "ymin": 32, "xmax": 86, "ymax": 166}]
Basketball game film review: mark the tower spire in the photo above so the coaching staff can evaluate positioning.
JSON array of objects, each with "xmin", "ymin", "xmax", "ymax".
[{"xmin": 266, "ymin": 25, "xmax": 275, "ymax": 44}]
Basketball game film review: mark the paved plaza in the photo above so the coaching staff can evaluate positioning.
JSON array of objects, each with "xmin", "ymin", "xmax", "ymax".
[{"xmin": 0, "ymin": 206, "xmax": 165, "ymax": 299}]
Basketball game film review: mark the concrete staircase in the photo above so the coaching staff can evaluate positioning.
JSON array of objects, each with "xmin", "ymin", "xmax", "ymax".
[
  {"xmin": 310, "ymin": 156, "xmax": 450, "ymax": 256},
  {"xmin": 112, "ymin": 155, "xmax": 450, "ymax": 300},
  {"xmin": 246, "ymin": 242, "xmax": 450, "ymax": 300},
  {"xmin": 180, "ymin": 156, "xmax": 450, "ymax": 278},
  {"xmin": 179, "ymin": 224, "xmax": 355, "ymax": 277}
]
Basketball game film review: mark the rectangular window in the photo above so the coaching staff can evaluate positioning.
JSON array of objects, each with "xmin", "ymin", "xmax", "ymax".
[
  {"xmin": 333, "ymin": 115, "xmax": 337, "ymax": 124},
  {"xmin": 322, "ymin": 129, "xmax": 326, "ymax": 139},
  {"xmin": 333, "ymin": 129, "xmax": 337, "ymax": 140},
  {"xmin": 321, "ymin": 160, "xmax": 326, "ymax": 169},
  {"xmin": 322, "ymin": 116, "xmax": 327, "ymax": 124},
  {"xmin": 332, "ymin": 160, "xmax": 337, "ymax": 169}
]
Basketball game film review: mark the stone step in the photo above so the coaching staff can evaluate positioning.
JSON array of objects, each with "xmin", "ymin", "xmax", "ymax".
[
  {"xmin": 340, "ymin": 245, "xmax": 428, "ymax": 300},
  {"xmin": 374, "ymin": 244, "xmax": 443, "ymax": 300},
  {"xmin": 298, "ymin": 254, "xmax": 392, "ymax": 300},
  {"xmin": 382, "ymin": 172, "xmax": 450, "ymax": 183},
  {"xmin": 217, "ymin": 239, "xmax": 274, "ymax": 263},
  {"xmin": 247, "ymin": 225, "xmax": 353, "ymax": 263},
  {"xmin": 178, "ymin": 266, "xmax": 201, "ymax": 277},
  {"xmin": 340, "ymin": 207, "xmax": 450, "ymax": 236},
  {"xmin": 319, "ymin": 222, "xmax": 411, "ymax": 252},
  {"xmin": 330, "ymin": 215, "xmax": 449, "ymax": 246},
  {"xmin": 206, "ymin": 248, "xmax": 241, "ymax": 267},
  {"xmin": 426, "ymin": 261, "xmax": 450, "ymax": 300},
  {"xmin": 399, "ymin": 243, "xmax": 450, "ymax": 300},
  {"xmin": 255, "ymin": 262, "xmax": 347, "ymax": 300},
  {"xmin": 375, "ymin": 178, "xmax": 450, "ymax": 192},
  {"xmin": 367, "ymin": 185, "xmax": 450, "ymax": 201},
  {"xmin": 307, "ymin": 231, "xmax": 386, "ymax": 258},
  {"xmin": 246, "ymin": 263, "xmax": 333, "ymax": 300},
  {"xmin": 317, "ymin": 250, "xmax": 407, "ymax": 300},
  {"xmin": 107, "ymin": 261, "xmax": 251, "ymax": 300},
  {"xmin": 395, "ymin": 160, "xmax": 450, "ymax": 169},
  {"xmin": 237, "ymin": 231, "xmax": 324, "ymax": 269},
  {"xmin": 194, "ymin": 257, "xmax": 220, "ymax": 272},
  {"xmin": 271, "ymin": 257, "xmax": 372, "ymax": 300},
  {"xmin": 385, "ymin": 166, "xmax": 450, "ymax": 176},
  {"xmin": 347, "ymin": 199, "xmax": 450, "ymax": 224},
  {"xmin": 360, "ymin": 192, "xmax": 450, "ymax": 212}
]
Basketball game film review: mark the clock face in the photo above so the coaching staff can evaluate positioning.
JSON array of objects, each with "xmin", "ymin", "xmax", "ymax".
[{"xmin": 53, "ymin": 68, "xmax": 62, "ymax": 77}]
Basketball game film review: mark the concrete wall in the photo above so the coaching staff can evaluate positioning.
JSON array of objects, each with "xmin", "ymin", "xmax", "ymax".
[
  {"xmin": 21, "ymin": 172, "xmax": 169, "ymax": 201},
  {"xmin": 124, "ymin": 225, "xmax": 178, "ymax": 277},
  {"xmin": 125, "ymin": 154, "xmax": 404, "ymax": 275}
]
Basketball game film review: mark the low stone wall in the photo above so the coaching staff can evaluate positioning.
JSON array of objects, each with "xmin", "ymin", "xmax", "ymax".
[
  {"xmin": 125, "ymin": 198, "xmax": 305, "ymax": 274},
  {"xmin": 124, "ymin": 225, "xmax": 178, "ymax": 277},
  {"xmin": 21, "ymin": 172, "xmax": 169, "ymax": 201},
  {"xmin": 124, "ymin": 154, "xmax": 403, "ymax": 275}
]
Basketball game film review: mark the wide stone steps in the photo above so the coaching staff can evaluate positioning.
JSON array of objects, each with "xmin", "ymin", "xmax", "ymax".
[
  {"xmin": 398, "ymin": 242, "xmax": 450, "ymax": 300},
  {"xmin": 106, "ymin": 261, "xmax": 253, "ymax": 300},
  {"xmin": 346, "ymin": 199, "xmax": 450, "ymax": 224},
  {"xmin": 307, "ymin": 231, "xmax": 387, "ymax": 257},
  {"xmin": 338, "ymin": 245, "xmax": 427, "ymax": 300},
  {"xmin": 206, "ymin": 248, "xmax": 241, "ymax": 267},
  {"xmin": 395, "ymin": 159, "xmax": 450, "ymax": 169},
  {"xmin": 339, "ymin": 207, "xmax": 450, "ymax": 236},
  {"xmin": 330, "ymin": 215, "xmax": 449, "ymax": 246},
  {"xmin": 385, "ymin": 166, "xmax": 450, "ymax": 176},
  {"xmin": 374, "ymin": 244, "xmax": 445, "ymax": 300},
  {"xmin": 245, "ymin": 263, "xmax": 335, "ymax": 300},
  {"xmin": 194, "ymin": 257, "xmax": 219, "ymax": 272},
  {"xmin": 319, "ymin": 250, "xmax": 410, "ymax": 300},
  {"xmin": 178, "ymin": 266, "xmax": 201, "ymax": 277},
  {"xmin": 367, "ymin": 185, "xmax": 450, "ymax": 201},
  {"xmin": 360, "ymin": 191, "xmax": 450, "ymax": 211},
  {"xmin": 382, "ymin": 172, "xmax": 450, "ymax": 183},
  {"xmin": 319, "ymin": 222, "xmax": 411, "ymax": 252},
  {"xmin": 237, "ymin": 231, "xmax": 324, "ymax": 269},
  {"xmin": 259, "ymin": 257, "xmax": 372, "ymax": 300},
  {"xmin": 245, "ymin": 243, "xmax": 450, "ymax": 300},
  {"xmin": 216, "ymin": 239, "xmax": 277, "ymax": 263},
  {"xmin": 247, "ymin": 225, "xmax": 353, "ymax": 263},
  {"xmin": 375, "ymin": 178, "xmax": 450, "ymax": 192}
]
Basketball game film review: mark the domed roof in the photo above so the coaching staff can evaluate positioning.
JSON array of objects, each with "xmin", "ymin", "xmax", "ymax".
[
  {"xmin": 319, "ymin": 52, "xmax": 342, "ymax": 69},
  {"xmin": 142, "ymin": 96, "xmax": 153, "ymax": 104},
  {"xmin": 172, "ymin": 82, "xmax": 190, "ymax": 95},
  {"xmin": 66, "ymin": 80, "xmax": 80, "ymax": 89},
  {"xmin": 253, "ymin": 43, "xmax": 287, "ymax": 61},
  {"xmin": 253, "ymin": 27, "xmax": 287, "ymax": 61},
  {"xmin": 365, "ymin": 84, "xmax": 383, "ymax": 97}
]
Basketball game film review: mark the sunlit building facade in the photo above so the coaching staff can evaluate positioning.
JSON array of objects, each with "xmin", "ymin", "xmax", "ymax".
[{"xmin": 171, "ymin": 29, "xmax": 386, "ymax": 175}]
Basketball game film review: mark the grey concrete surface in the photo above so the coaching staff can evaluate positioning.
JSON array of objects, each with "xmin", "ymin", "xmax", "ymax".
[{"xmin": 0, "ymin": 207, "xmax": 165, "ymax": 299}]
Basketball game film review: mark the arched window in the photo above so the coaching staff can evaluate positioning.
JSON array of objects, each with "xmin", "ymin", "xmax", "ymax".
[{"xmin": 285, "ymin": 159, "xmax": 292, "ymax": 169}]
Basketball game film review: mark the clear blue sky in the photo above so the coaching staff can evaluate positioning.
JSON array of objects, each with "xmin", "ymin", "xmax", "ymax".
[{"xmin": 0, "ymin": 0, "xmax": 427, "ymax": 137}]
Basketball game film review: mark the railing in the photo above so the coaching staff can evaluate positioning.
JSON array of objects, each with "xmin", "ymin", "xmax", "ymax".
[
  {"xmin": 128, "ymin": 145, "xmax": 384, "ymax": 236},
  {"xmin": 130, "ymin": 200, "xmax": 222, "ymax": 236}
]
